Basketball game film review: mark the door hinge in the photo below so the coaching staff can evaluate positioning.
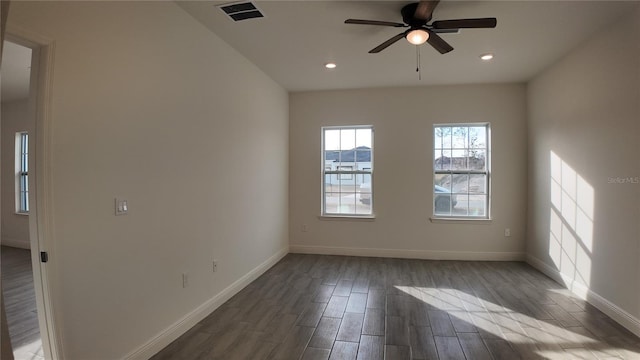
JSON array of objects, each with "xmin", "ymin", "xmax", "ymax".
[{"xmin": 40, "ymin": 251, "xmax": 49, "ymax": 263}]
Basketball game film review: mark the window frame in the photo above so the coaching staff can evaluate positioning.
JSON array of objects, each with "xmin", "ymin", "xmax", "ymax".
[
  {"xmin": 321, "ymin": 125, "xmax": 374, "ymax": 218},
  {"xmin": 336, "ymin": 165, "xmax": 354, "ymax": 180},
  {"xmin": 432, "ymin": 123, "xmax": 491, "ymax": 220},
  {"xmin": 16, "ymin": 131, "xmax": 29, "ymax": 214}
]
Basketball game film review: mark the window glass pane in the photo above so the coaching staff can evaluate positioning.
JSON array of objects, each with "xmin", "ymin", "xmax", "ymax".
[
  {"xmin": 354, "ymin": 149, "xmax": 371, "ymax": 167},
  {"xmin": 355, "ymin": 203, "xmax": 372, "ymax": 215},
  {"xmin": 356, "ymin": 187, "xmax": 371, "ymax": 215},
  {"xmin": 469, "ymin": 126, "xmax": 486, "ymax": 148},
  {"xmin": 325, "ymin": 150, "xmax": 339, "ymax": 164},
  {"xmin": 469, "ymin": 174, "xmax": 487, "ymax": 194},
  {"xmin": 434, "ymin": 150, "xmax": 451, "ymax": 170},
  {"xmin": 468, "ymin": 195, "xmax": 487, "ymax": 216},
  {"xmin": 469, "ymin": 150, "xmax": 486, "ymax": 171},
  {"xmin": 332, "ymin": 187, "xmax": 356, "ymax": 214},
  {"xmin": 324, "ymin": 129, "xmax": 340, "ymax": 150},
  {"xmin": 324, "ymin": 192, "xmax": 340, "ymax": 214},
  {"xmin": 451, "ymin": 173, "xmax": 469, "ymax": 194},
  {"xmin": 434, "ymin": 130, "xmax": 443, "ymax": 150},
  {"xmin": 452, "ymin": 127, "xmax": 467, "ymax": 148},
  {"xmin": 434, "ymin": 174, "xmax": 452, "ymax": 191},
  {"xmin": 356, "ymin": 171, "xmax": 372, "ymax": 215},
  {"xmin": 325, "ymin": 173, "xmax": 334, "ymax": 187},
  {"xmin": 340, "ymin": 129, "xmax": 356, "ymax": 150},
  {"xmin": 359, "ymin": 171, "xmax": 372, "ymax": 185},
  {"xmin": 451, "ymin": 193, "xmax": 467, "ymax": 216},
  {"xmin": 434, "ymin": 190, "xmax": 453, "ymax": 216},
  {"xmin": 440, "ymin": 127, "xmax": 452, "ymax": 148},
  {"xmin": 355, "ymin": 128, "xmax": 372, "ymax": 148},
  {"xmin": 451, "ymin": 150, "xmax": 467, "ymax": 170}
]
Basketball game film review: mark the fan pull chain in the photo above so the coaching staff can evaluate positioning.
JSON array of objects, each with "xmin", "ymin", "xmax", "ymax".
[{"xmin": 416, "ymin": 45, "xmax": 422, "ymax": 80}]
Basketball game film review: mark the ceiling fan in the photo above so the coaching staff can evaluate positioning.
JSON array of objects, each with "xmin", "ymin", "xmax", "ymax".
[{"xmin": 345, "ymin": 0, "xmax": 497, "ymax": 54}]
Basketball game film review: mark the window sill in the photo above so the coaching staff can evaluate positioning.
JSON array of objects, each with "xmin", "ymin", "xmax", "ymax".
[
  {"xmin": 430, "ymin": 217, "xmax": 491, "ymax": 224},
  {"xmin": 318, "ymin": 215, "xmax": 376, "ymax": 221},
  {"xmin": 15, "ymin": 212, "xmax": 29, "ymax": 216}
]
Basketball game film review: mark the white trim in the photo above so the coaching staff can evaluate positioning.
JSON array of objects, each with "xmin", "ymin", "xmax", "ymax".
[
  {"xmin": 1, "ymin": 237, "xmax": 31, "ymax": 249},
  {"xmin": 526, "ymin": 254, "xmax": 640, "ymax": 338},
  {"xmin": 290, "ymin": 244, "xmax": 524, "ymax": 261},
  {"xmin": 318, "ymin": 215, "xmax": 376, "ymax": 221},
  {"xmin": 123, "ymin": 247, "xmax": 289, "ymax": 360},
  {"xmin": 430, "ymin": 217, "xmax": 492, "ymax": 224}
]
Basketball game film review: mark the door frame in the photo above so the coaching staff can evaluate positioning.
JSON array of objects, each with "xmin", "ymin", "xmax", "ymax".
[{"xmin": 6, "ymin": 24, "xmax": 60, "ymax": 359}]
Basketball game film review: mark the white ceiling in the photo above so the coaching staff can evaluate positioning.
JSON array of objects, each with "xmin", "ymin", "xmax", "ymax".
[
  {"xmin": 178, "ymin": 1, "xmax": 637, "ymax": 92},
  {"xmin": 1, "ymin": 41, "xmax": 32, "ymax": 103}
]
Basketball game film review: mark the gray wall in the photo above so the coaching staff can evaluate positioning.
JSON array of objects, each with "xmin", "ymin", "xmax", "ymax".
[
  {"xmin": 8, "ymin": 2, "xmax": 289, "ymax": 358},
  {"xmin": 290, "ymin": 84, "xmax": 528, "ymax": 259},
  {"xmin": 527, "ymin": 5, "xmax": 640, "ymax": 331}
]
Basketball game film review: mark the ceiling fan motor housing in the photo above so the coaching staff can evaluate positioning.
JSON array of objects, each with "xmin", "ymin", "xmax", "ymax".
[{"xmin": 401, "ymin": 3, "xmax": 430, "ymax": 27}]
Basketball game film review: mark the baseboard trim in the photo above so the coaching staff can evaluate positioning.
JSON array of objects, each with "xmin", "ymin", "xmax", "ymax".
[
  {"xmin": 290, "ymin": 244, "xmax": 524, "ymax": 261},
  {"xmin": 1, "ymin": 237, "xmax": 31, "ymax": 249},
  {"xmin": 526, "ymin": 254, "xmax": 640, "ymax": 338},
  {"xmin": 123, "ymin": 246, "xmax": 289, "ymax": 360}
]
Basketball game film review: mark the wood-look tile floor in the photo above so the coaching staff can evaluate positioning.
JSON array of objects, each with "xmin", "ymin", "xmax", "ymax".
[
  {"xmin": 1, "ymin": 246, "xmax": 44, "ymax": 360},
  {"xmin": 153, "ymin": 254, "xmax": 640, "ymax": 360}
]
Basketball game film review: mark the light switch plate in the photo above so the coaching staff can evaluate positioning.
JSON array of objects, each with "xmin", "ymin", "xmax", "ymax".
[{"xmin": 115, "ymin": 197, "xmax": 128, "ymax": 216}]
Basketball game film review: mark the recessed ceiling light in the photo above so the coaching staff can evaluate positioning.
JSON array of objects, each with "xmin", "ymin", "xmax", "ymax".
[
  {"xmin": 325, "ymin": 62, "xmax": 337, "ymax": 69},
  {"xmin": 480, "ymin": 53, "xmax": 494, "ymax": 61}
]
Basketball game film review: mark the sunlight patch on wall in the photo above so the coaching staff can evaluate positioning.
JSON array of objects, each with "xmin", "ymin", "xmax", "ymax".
[{"xmin": 549, "ymin": 151, "xmax": 594, "ymax": 287}]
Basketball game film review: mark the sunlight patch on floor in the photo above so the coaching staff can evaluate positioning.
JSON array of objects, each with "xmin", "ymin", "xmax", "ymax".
[
  {"xmin": 13, "ymin": 338, "xmax": 44, "ymax": 360},
  {"xmin": 395, "ymin": 285, "xmax": 606, "ymax": 357}
]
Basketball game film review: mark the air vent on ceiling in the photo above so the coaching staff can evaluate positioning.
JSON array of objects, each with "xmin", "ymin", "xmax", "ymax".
[{"xmin": 218, "ymin": 2, "xmax": 264, "ymax": 22}]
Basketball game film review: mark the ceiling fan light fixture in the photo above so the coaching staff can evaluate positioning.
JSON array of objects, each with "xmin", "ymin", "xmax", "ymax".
[
  {"xmin": 406, "ymin": 29, "xmax": 429, "ymax": 45},
  {"xmin": 325, "ymin": 62, "xmax": 337, "ymax": 69}
]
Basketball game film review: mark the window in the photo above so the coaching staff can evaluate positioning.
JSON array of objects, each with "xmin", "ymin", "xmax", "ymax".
[
  {"xmin": 322, "ymin": 126, "xmax": 373, "ymax": 216},
  {"xmin": 433, "ymin": 124, "xmax": 489, "ymax": 218},
  {"xmin": 16, "ymin": 132, "xmax": 29, "ymax": 214}
]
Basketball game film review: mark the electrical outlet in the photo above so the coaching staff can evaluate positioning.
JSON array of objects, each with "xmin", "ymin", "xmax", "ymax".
[
  {"xmin": 213, "ymin": 260, "xmax": 218, "ymax": 273},
  {"xmin": 182, "ymin": 272, "xmax": 189, "ymax": 288},
  {"xmin": 504, "ymin": 228, "xmax": 511, "ymax": 237},
  {"xmin": 302, "ymin": 224, "xmax": 308, "ymax": 232}
]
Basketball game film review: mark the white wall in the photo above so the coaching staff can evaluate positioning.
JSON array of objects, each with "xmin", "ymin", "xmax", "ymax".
[
  {"xmin": 527, "ymin": 6, "xmax": 640, "ymax": 333},
  {"xmin": 290, "ymin": 84, "xmax": 527, "ymax": 259},
  {"xmin": 8, "ymin": 2, "xmax": 288, "ymax": 359},
  {"xmin": 1, "ymin": 100, "xmax": 31, "ymax": 249}
]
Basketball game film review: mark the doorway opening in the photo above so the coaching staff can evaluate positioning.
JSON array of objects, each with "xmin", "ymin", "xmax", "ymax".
[{"xmin": 1, "ymin": 39, "xmax": 43, "ymax": 360}]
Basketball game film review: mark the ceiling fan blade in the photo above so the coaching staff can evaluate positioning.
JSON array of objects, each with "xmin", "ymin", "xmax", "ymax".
[
  {"xmin": 432, "ymin": 18, "xmax": 497, "ymax": 29},
  {"xmin": 345, "ymin": 19, "xmax": 407, "ymax": 27},
  {"xmin": 426, "ymin": 30, "xmax": 454, "ymax": 54},
  {"xmin": 414, "ymin": 0, "xmax": 440, "ymax": 20},
  {"xmin": 369, "ymin": 32, "xmax": 406, "ymax": 53},
  {"xmin": 431, "ymin": 28, "xmax": 459, "ymax": 34}
]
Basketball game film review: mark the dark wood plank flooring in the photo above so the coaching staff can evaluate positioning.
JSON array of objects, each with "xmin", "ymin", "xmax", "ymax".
[
  {"xmin": 1, "ymin": 246, "xmax": 44, "ymax": 360},
  {"xmin": 152, "ymin": 254, "xmax": 640, "ymax": 359}
]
